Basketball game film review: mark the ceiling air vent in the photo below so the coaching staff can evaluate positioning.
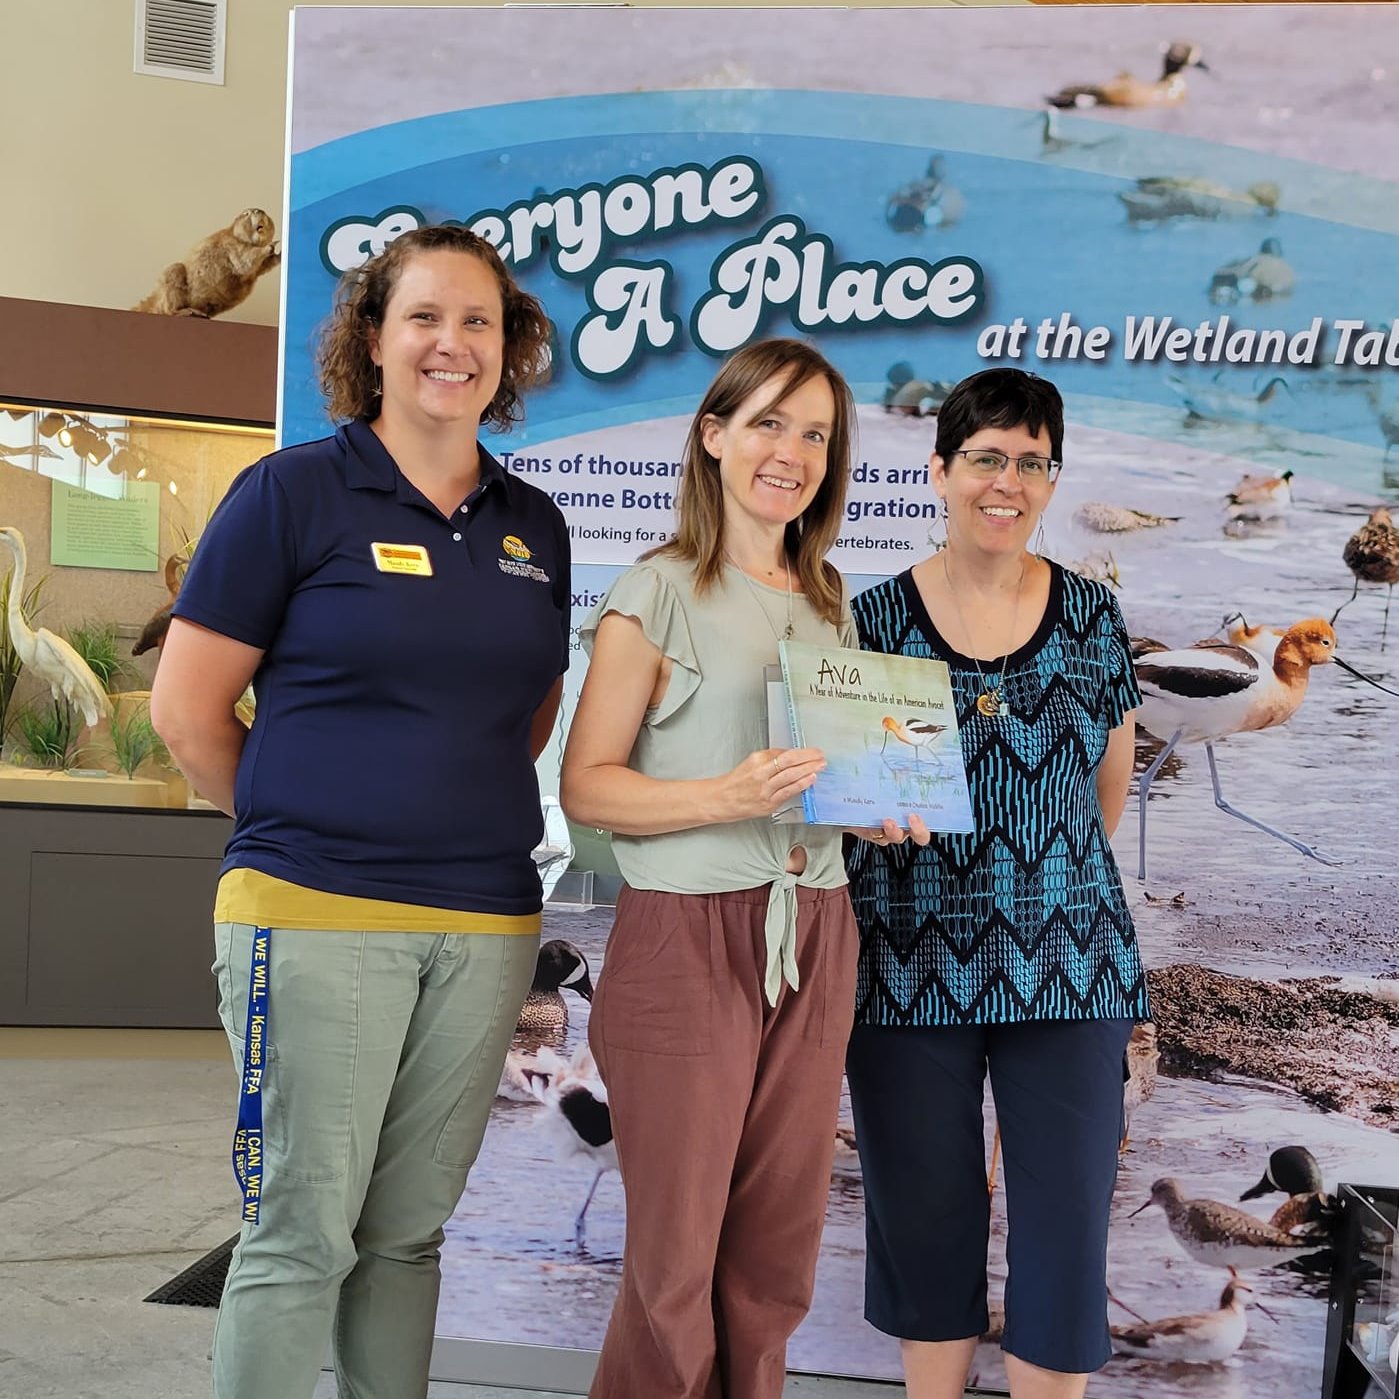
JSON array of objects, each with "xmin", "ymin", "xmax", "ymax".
[{"xmin": 133, "ymin": 0, "xmax": 226, "ymax": 85}]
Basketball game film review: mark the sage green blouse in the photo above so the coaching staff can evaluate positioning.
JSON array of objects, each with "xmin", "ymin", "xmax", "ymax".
[{"xmin": 581, "ymin": 552, "xmax": 858, "ymax": 1005}]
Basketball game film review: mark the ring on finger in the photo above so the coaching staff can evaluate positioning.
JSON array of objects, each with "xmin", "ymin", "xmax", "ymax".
[{"xmin": 772, "ymin": 756, "xmax": 781, "ymax": 773}]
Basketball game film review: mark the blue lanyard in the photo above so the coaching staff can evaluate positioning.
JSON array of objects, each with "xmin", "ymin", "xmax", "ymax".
[{"xmin": 231, "ymin": 927, "xmax": 270, "ymax": 1225}]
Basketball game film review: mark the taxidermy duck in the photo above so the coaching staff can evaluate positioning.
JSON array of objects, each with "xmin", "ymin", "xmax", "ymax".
[
  {"xmin": 132, "ymin": 550, "xmax": 189, "ymax": 657},
  {"xmin": 134, "ymin": 208, "xmax": 281, "ymax": 318},
  {"xmin": 1120, "ymin": 178, "xmax": 1280, "ymax": 225},
  {"xmin": 1048, "ymin": 41, "xmax": 1209, "ymax": 110},
  {"xmin": 1209, "ymin": 238, "xmax": 1295, "ymax": 304}
]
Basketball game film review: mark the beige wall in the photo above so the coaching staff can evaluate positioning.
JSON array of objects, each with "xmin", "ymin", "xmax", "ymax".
[{"xmin": 1, "ymin": 0, "xmax": 1007, "ymax": 328}]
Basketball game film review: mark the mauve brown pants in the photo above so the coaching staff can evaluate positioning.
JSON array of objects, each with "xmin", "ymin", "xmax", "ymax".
[{"xmin": 587, "ymin": 883, "xmax": 858, "ymax": 1399}]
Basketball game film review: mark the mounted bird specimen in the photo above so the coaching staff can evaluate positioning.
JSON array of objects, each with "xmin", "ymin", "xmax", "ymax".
[
  {"xmin": 0, "ymin": 526, "xmax": 113, "ymax": 729},
  {"xmin": 132, "ymin": 549, "xmax": 191, "ymax": 657}
]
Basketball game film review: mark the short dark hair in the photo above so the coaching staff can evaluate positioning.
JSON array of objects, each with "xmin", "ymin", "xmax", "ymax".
[
  {"xmin": 934, "ymin": 367, "xmax": 1064, "ymax": 463},
  {"xmin": 316, "ymin": 224, "xmax": 552, "ymax": 430}
]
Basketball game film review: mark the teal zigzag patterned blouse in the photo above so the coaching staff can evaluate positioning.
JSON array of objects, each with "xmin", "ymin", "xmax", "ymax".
[{"xmin": 847, "ymin": 562, "xmax": 1150, "ymax": 1027}]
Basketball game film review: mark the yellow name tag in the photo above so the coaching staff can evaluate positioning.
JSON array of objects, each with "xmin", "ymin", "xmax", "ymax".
[{"xmin": 371, "ymin": 542, "xmax": 433, "ymax": 577}]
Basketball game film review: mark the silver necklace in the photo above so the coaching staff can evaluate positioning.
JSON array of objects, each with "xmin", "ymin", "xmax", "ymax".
[
  {"xmin": 726, "ymin": 553, "xmax": 795, "ymax": 641},
  {"xmin": 941, "ymin": 552, "xmax": 1025, "ymax": 718}
]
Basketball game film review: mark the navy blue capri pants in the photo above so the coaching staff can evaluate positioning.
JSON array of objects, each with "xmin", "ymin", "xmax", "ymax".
[{"xmin": 846, "ymin": 1017, "xmax": 1133, "ymax": 1374}]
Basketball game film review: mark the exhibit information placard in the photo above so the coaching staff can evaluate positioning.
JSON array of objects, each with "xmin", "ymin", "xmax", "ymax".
[{"xmin": 49, "ymin": 479, "xmax": 161, "ymax": 572}]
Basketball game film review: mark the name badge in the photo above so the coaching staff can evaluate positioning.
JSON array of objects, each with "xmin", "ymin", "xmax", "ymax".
[{"xmin": 371, "ymin": 542, "xmax": 433, "ymax": 576}]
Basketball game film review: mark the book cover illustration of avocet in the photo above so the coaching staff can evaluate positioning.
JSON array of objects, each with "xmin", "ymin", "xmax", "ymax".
[{"xmin": 776, "ymin": 641, "xmax": 974, "ymax": 832}]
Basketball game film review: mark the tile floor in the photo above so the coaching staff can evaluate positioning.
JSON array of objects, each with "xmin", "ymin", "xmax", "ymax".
[{"xmin": 0, "ymin": 1028, "xmax": 902, "ymax": 1398}]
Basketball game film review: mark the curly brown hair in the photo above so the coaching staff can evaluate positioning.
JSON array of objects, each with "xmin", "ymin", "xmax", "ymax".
[
  {"xmin": 648, "ymin": 338, "xmax": 854, "ymax": 628},
  {"xmin": 316, "ymin": 225, "xmax": 553, "ymax": 430}
]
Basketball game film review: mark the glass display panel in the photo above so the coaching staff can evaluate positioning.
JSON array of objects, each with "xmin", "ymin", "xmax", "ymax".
[{"xmin": 0, "ymin": 400, "xmax": 271, "ymax": 809}]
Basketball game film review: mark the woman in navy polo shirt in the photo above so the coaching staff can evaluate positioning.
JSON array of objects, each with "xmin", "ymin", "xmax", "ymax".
[
  {"xmin": 152, "ymin": 225, "xmax": 570, "ymax": 1399},
  {"xmin": 845, "ymin": 368, "xmax": 1146, "ymax": 1399}
]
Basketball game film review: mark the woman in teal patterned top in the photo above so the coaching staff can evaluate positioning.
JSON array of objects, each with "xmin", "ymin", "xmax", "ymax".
[{"xmin": 845, "ymin": 368, "xmax": 1146, "ymax": 1399}]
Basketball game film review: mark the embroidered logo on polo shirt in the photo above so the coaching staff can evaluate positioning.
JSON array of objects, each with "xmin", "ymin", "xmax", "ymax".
[{"xmin": 497, "ymin": 534, "xmax": 551, "ymax": 584}]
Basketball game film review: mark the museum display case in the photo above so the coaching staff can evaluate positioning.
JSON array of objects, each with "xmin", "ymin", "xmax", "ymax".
[
  {"xmin": 1324, "ymin": 1185, "xmax": 1398, "ymax": 1399},
  {"xmin": 0, "ymin": 399, "xmax": 272, "ymax": 807},
  {"xmin": 0, "ymin": 298, "xmax": 275, "ymax": 1026}
]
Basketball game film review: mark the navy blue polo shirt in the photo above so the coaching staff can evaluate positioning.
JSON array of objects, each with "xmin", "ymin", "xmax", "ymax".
[{"xmin": 172, "ymin": 418, "xmax": 571, "ymax": 915}]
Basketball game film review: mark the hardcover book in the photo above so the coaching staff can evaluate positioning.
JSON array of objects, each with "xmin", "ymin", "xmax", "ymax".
[{"xmin": 776, "ymin": 641, "xmax": 975, "ymax": 832}]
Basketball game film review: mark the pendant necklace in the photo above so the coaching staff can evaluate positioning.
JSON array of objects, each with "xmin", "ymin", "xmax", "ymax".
[
  {"xmin": 942, "ymin": 552, "xmax": 1024, "ymax": 718},
  {"xmin": 726, "ymin": 553, "xmax": 795, "ymax": 641}
]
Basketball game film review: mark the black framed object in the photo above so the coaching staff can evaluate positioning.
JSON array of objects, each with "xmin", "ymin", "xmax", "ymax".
[{"xmin": 1323, "ymin": 1184, "xmax": 1397, "ymax": 1399}]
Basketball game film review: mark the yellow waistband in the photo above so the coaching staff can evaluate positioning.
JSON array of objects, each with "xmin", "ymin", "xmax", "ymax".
[{"xmin": 214, "ymin": 869, "xmax": 542, "ymax": 934}]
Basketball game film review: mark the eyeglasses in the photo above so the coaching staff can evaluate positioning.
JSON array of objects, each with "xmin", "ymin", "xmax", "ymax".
[{"xmin": 949, "ymin": 449, "xmax": 1063, "ymax": 482}]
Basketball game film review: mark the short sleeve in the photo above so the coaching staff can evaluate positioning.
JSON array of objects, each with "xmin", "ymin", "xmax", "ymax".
[
  {"xmin": 1103, "ymin": 593, "xmax": 1142, "ymax": 728},
  {"xmin": 579, "ymin": 564, "xmax": 701, "ymax": 724},
  {"xmin": 171, "ymin": 459, "xmax": 300, "ymax": 650},
  {"xmin": 550, "ymin": 502, "xmax": 573, "ymax": 674},
  {"xmin": 836, "ymin": 574, "xmax": 858, "ymax": 649}
]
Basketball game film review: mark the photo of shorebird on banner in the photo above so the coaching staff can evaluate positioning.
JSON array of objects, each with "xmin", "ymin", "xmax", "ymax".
[{"xmin": 283, "ymin": 4, "xmax": 1399, "ymax": 1394}]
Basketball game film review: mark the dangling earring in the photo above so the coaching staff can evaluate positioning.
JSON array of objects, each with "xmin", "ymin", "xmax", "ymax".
[
  {"xmin": 1032, "ymin": 516, "xmax": 1046, "ymax": 558},
  {"xmin": 928, "ymin": 500, "xmax": 948, "ymax": 552},
  {"xmin": 373, "ymin": 365, "xmax": 383, "ymax": 399}
]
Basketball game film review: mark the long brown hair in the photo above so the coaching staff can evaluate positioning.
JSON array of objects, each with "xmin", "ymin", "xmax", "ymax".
[
  {"xmin": 649, "ymin": 338, "xmax": 854, "ymax": 626},
  {"xmin": 316, "ymin": 225, "xmax": 552, "ymax": 430}
]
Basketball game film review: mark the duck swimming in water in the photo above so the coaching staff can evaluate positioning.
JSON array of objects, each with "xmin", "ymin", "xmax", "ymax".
[
  {"xmin": 1209, "ymin": 238, "xmax": 1295, "ymax": 305},
  {"xmin": 1048, "ymin": 41, "xmax": 1209, "ymax": 110},
  {"xmin": 514, "ymin": 939, "xmax": 594, "ymax": 1040},
  {"xmin": 885, "ymin": 155, "xmax": 965, "ymax": 234},
  {"xmin": 1240, "ymin": 1145, "xmax": 1337, "ymax": 1235},
  {"xmin": 1121, "ymin": 177, "xmax": 1280, "ymax": 225}
]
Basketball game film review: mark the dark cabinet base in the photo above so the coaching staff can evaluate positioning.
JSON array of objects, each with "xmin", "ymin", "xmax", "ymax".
[{"xmin": 0, "ymin": 803, "xmax": 232, "ymax": 1027}]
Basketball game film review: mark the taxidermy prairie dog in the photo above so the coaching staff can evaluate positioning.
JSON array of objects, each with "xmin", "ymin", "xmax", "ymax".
[{"xmin": 134, "ymin": 208, "xmax": 280, "ymax": 317}]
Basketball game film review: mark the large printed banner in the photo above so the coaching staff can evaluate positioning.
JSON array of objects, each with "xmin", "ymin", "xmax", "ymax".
[{"xmin": 288, "ymin": 8, "xmax": 1399, "ymax": 1395}]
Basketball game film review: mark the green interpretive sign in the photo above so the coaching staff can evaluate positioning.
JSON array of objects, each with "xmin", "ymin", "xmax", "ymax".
[{"xmin": 49, "ymin": 480, "xmax": 161, "ymax": 572}]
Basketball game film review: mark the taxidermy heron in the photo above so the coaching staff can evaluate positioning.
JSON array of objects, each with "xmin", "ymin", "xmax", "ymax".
[{"xmin": 0, "ymin": 526, "xmax": 113, "ymax": 729}]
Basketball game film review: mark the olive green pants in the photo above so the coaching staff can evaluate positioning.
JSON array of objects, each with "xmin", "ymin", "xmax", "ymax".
[{"xmin": 210, "ymin": 922, "xmax": 539, "ymax": 1399}]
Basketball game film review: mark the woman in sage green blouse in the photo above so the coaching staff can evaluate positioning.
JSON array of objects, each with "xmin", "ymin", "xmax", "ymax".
[{"xmin": 561, "ymin": 338, "xmax": 928, "ymax": 1399}]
